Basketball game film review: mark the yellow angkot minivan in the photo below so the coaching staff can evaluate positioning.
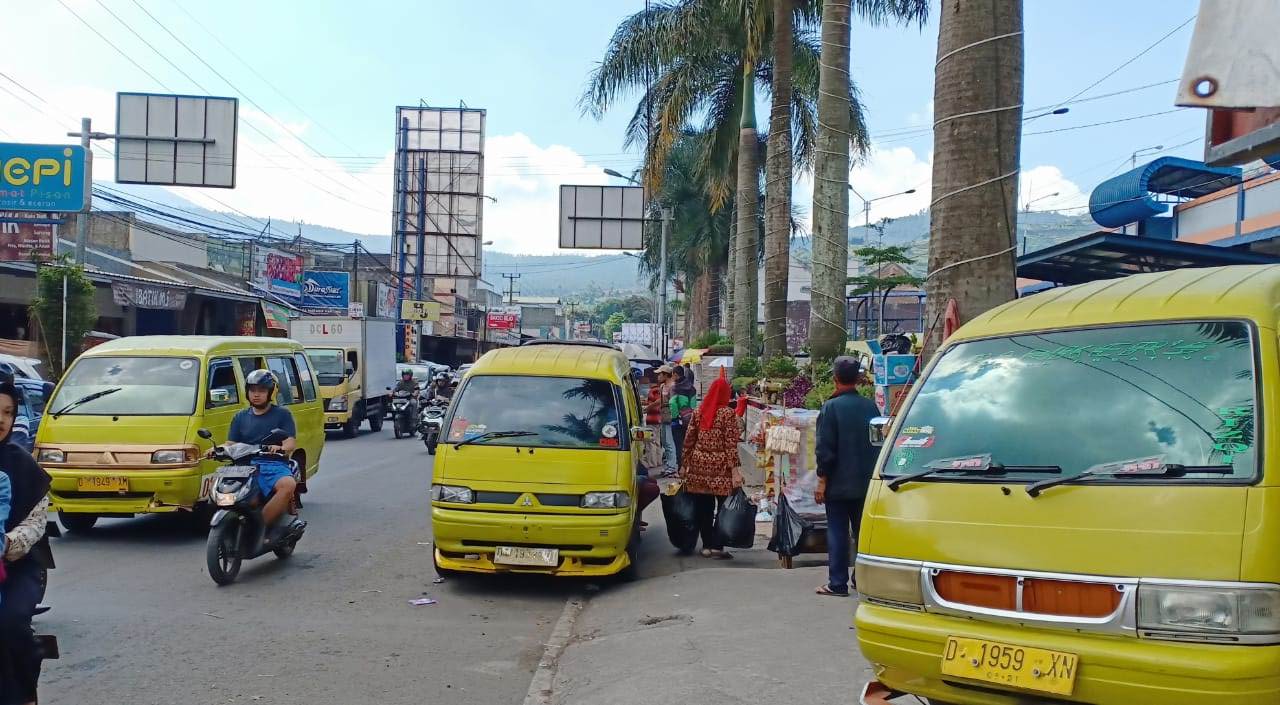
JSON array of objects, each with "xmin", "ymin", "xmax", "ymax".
[
  {"xmin": 36, "ymin": 336, "xmax": 325, "ymax": 532},
  {"xmin": 856, "ymin": 267, "xmax": 1280, "ymax": 704},
  {"xmin": 431, "ymin": 341, "xmax": 645, "ymax": 579}
]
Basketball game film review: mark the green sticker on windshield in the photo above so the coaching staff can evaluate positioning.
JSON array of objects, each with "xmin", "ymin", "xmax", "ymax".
[{"xmin": 1212, "ymin": 406, "xmax": 1253, "ymax": 463}]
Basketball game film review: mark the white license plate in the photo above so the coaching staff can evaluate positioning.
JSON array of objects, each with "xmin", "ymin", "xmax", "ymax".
[{"xmin": 493, "ymin": 546, "xmax": 559, "ymax": 567}]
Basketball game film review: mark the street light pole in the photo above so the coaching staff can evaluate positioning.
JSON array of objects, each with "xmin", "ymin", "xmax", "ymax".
[
  {"xmin": 1020, "ymin": 191, "xmax": 1060, "ymax": 254},
  {"xmin": 605, "ymin": 168, "xmax": 671, "ymax": 357},
  {"xmin": 847, "ymin": 186, "xmax": 917, "ymax": 336}
]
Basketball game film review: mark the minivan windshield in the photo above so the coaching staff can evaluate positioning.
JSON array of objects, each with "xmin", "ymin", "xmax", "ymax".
[
  {"xmin": 886, "ymin": 321, "xmax": 1258, "ymax": 483},
  {"xmin": 308, "ymin": 349, "xmax": 345, "ymax": 386},
  {"xmin": 446, "ymin": 375, "xmax": 624, "ymax": 449},
  {"xmin": 50, "ymin": 356, "xmax": 199, "ymax": 416}
]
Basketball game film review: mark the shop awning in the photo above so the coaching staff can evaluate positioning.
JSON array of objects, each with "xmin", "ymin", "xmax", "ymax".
[
  {"xmin": 262, "ymin": 302, "xmax": 292, "ymax": 331},
  {"xmin": 1016, "ymin": 231, "xmax": 1280, "ymax": 285}
]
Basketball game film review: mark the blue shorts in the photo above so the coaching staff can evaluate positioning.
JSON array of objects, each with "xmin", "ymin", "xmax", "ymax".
[{"xmin": 253, "ymin": 460, "xmax": 294, "ymax": 498}]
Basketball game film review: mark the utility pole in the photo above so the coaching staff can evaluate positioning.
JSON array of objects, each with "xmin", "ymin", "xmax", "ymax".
[
  {"xmin": 502, "ymin": 272, "xmax": 520, "ymax": 305},
  {"xmin": 74, "ymin": 117, "xmax": 92, "ymax": 265},
  {"xmin": 659, "ymin": 207, "xmax": 672, "ymax": 357}
]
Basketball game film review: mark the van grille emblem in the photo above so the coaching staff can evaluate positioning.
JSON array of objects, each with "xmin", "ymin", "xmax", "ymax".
[{"xmin": 521, "ymin": 495, "xmax": 533, "ymax": 506}]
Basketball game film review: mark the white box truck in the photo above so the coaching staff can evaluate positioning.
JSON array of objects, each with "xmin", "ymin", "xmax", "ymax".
[{"xmin": 289, "ymin": 317, "xmax": 397, "ymax": 437}]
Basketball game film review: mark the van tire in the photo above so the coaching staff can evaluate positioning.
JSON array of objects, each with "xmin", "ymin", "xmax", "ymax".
[
  {"xmin": 615, "ymin": 518, "xmax": 642, "ymax": 583},
  {"xmin": 58, "ymin": 513, "xmax": 98, "ymax": 534}
]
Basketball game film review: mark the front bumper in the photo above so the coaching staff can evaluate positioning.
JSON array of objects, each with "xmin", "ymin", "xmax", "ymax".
[
  {"xmin": 856, "ymin": 603, "xmax": 1280, "ymax": 704},
  {"xmin": 48, "ymin": 466, "xmax": 205, "ymax": 514},
  {"xmin": 431, "ymin": 505, "xmax": 633, "ymax": 577}
]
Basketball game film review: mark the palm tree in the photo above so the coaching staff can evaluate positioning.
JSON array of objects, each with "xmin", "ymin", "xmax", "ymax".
[
  {"xmin": 582, "ymin": 0, "xmax": 870, "ymax": 342},
  {"xmin": 762, "ymin": 0, "xmax": 795, "ymax": 360},
  {"xmin": 809, "ymin": 0, "xmax": 929, "ymax": 361},
  {"xmin": 922, "ymin": 0, "xmax": 1021, "ymax": 355}
]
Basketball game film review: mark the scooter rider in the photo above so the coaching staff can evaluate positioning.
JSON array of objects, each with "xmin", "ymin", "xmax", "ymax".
[
  {"xmin": 215, "ymin": 370, "xmax": 299, "ymax": 540},
  {"xmin": 392, "ymin": 368, "xmax": 419, "ymax": 397},
  {"xmin": 426, "ymin": 373, "xmax": 453, "ymax": 403}
]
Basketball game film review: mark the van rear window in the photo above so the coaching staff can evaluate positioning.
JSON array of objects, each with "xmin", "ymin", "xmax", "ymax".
[
  {"xmin": 886, "ymin": 321, "xmax": 1258, "ymax": 483},
  {"xmin": 447, "ymin": 375, "xmax": 625, "ymax": 449}
]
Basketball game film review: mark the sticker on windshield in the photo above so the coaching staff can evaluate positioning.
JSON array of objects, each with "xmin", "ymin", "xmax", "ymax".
[
  {"xmin": 448, "ymin": 418, "xmax": 470, "ymax": 440},
  {"xmin": 895, "ymin": 434, "xmax": 934, "ymax": 449},
  {"xmin": 462, "ymin": 424, "xmax": 487, "ymax": 439},
  {"xmin": 179, "ymin": 360, "xmax": 194, "ymax": 370},
  {"xmin": 601, "ymin": 423, "xmax": 618, "ymax": 439},
  {"xmin": 901, "ymin": 425, "xmax": 934, "ymax": 436},
  {"xmin": 892, "ymin": 449, "xmax": 915, "ymax": 468},
  {"xmin": 1212, "ymin": 405, "xmax": 1253, "ymax": 462}
]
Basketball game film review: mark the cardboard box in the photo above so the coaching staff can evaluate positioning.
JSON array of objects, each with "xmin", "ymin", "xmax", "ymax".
[
  {"xmin": 873, "ymin": 354, "xmax": 917, "ymax": 386},
  {"xmin": 875, "ymin": 383, "xmax": 913, "ymax": 416}
]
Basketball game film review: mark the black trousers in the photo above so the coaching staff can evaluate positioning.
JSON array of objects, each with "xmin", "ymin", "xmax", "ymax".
[
  {"xmin": 691, "ymin": 493, "xmax": 727, "ymax": 551},
  {"xmin": 0, "ymin": 558, "xmax": 42, "ymax": 705}
]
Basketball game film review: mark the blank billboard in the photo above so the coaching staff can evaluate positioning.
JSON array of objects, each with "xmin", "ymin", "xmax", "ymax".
[
  {"xmin": 115, "ymin": 92, "xmax": 238, "ymax": 188},
  {"xmin": 559, "ymin": 185, "xmax": 645, "ymax": 250}
]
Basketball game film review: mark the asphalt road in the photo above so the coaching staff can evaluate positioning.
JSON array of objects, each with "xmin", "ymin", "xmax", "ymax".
[{"xmin": 37, "ymin": 424, "xmax": 612, "ymax": 705}]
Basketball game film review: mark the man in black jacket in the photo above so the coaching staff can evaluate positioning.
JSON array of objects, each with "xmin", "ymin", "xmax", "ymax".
[{"xmin": 814, "ymin": 356, "xmax": 880, "ymax": 596}]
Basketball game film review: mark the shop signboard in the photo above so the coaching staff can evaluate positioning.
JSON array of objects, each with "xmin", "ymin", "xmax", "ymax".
[
  {"xmin": 262, "ymin": 302, "xmax": 292, "ymax": 331},
  {"xmin": 300, "ymin": 270, "xmax": 350, "ymax": 313},
  {"xmin": 237, "ymin": 302, "xmax": 257, "ymax": 336},
  {"xmin": 0, "ymin": 211, "xmax": 56, "ymax": 261},
  {"xmin": 375, "ymin": 282, "xmax": 397, "ymax": 318},
  {"xmin": 487, "ymin": 307, "xmax": 519, "ymax": 330},
  {"xmin": 401, "ymin": 298, "xmax": 440, "ymax": 321},
  {"xmin": 252, "ymin": 247, "xmax": 303, "ymax": 303},
  {"xmin": 348, "ymin": 301, "xmax": 365, "ymax": 318},
  {"xmin": 111, "ymin": 281, "xmax": 188, "ymax": 310},
  {"xmin": 0, "ymin": 143, "xmax": 87, "ymax": 212}
]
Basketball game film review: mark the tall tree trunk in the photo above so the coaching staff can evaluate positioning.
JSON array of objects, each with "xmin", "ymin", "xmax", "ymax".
[
  {"xmin": 923, "ymin": 0, "xmax": 1022, "ymax": 356},
  {"xmin": 725, "ymin": 211, "xmax": 736, "ymax": 336},
  {"xmin": 733, "ymin": 63, "xmax": 760, "ymax": 360},
  {"xmin": 808, "ymin": 0, "xmax": 851, "ymax": 361},
  {"xmin": 762, "ymin": 0, "xmax": 794, "ymax": 360},
  {"xmin": 707, "ymin": 260, "xmax": 722, "ymax": 335},
  {"xmin": 689, "ymin": 270, "xmax": 711, "ymax": 338}
]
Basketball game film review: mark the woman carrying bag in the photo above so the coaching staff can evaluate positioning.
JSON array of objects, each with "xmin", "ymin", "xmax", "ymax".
[{"xmin": 678, "ymin": 375, "xmax": 742, "ymax": 559}]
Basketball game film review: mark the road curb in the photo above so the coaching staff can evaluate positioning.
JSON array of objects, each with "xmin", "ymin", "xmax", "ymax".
[{"xmin": 523, "ymin": 594, "xmax": 585, "ymax": 705}]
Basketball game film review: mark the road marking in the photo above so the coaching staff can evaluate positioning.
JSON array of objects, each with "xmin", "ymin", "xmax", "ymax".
[{"xmin": 523, "ymin": 595, "xmax": 585, "ymax": 705}]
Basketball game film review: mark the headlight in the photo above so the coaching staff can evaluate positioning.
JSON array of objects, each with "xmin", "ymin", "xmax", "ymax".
[
  {"xmin": 430, "ymin": 484, "xmax": 474, "ymax": 504},
  {"xmin": 855, "ymin": 557, "xmax": 925, "ymax": 609},
  {"xmin": 152, "ymin": 449, "xmax": 193, "ymax": 464},
  {"xmin": 328, "ymin": 396, "xmax": 347, "ymax": 411},
  {"xmin": 581, "ymin": 491, "xmax": 631, "ymax": 509},
  {"xmin": 37, "ymin": 448, "xmax": 64, "ymax": 463},
  {"xmin": 1138, "ymin": 583, "xmax": 1280, "ymax": 641},
  {"xmin": 212, "ymin": 491, "xmax": 237, "ymax": 507}
]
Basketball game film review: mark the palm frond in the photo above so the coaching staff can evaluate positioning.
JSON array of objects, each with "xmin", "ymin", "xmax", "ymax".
[{"xmin": 851, "ymin": 0, "xmax": 931, "ymax": 28}]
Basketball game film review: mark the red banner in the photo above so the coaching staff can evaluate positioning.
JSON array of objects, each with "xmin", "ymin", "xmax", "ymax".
[
  {"xmin": 0, "ymin": 212, "xmax": 55, "ymax": 262},
  {"xmin": 487, "ymin": 311, "xmax": 519, "ymax": 330}
]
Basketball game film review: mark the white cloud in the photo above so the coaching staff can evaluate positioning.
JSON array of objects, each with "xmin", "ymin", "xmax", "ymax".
[{"xmin": 1019, "ymin": 165, "xmax": 1087, "ymax": 212}]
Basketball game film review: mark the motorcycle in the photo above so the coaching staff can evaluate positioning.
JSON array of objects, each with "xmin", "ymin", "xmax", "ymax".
[
  {"xmin": 390, "ymin": 389, "xmax": 419, "ymax": 439},
  {"xmin": 197, "ymin": 428, "xmax": 307, "ymax": 586},
  {"xmin": 419, "ymin": 397, "xmax": 447, "ymax": 454}
]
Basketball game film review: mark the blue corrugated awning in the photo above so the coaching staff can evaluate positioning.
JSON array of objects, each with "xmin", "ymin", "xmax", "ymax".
[
  {"xmin": 1016, "ymin": 231, "xmax": 1279, "ymax": 285},
  {"xmin": 1089, "ymin": 157, "xmax": 1242, "ymax": 228}
]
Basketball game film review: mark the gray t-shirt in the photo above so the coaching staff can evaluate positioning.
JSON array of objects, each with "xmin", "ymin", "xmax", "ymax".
[{"xmin": 228, "ymin": 405, "xmax": 296, "ymax": 445}]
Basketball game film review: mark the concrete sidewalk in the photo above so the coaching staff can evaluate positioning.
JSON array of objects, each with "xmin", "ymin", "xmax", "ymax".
[{"xmin": 551, "ymin": 547, "xmax": 874, "ymax": 704}]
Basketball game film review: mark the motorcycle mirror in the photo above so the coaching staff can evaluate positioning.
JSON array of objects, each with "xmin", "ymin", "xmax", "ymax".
[{"xmin": 197, "ymin": 428, "xmax": 213, "ymax": 440}]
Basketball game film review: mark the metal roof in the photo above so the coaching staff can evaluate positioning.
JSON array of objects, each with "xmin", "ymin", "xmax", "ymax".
[
  {"xmin": 1015, "ymin": 231, "xmax": 1279, "ymax": 286},
  {"xmin": 1089, "ymin": 157, "xmax": 1242, "ymax": 228}
]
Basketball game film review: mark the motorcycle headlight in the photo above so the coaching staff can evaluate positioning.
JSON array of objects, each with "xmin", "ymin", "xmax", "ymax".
[
  {"xmin": 37, "ymin": 448, "xmax": 64, "ymax": 463},
  {"xmin": 581, "ymin": 491, "xmax": 631, "ymax": 509},
  {"xmin": 855, "ymin": 557, "xmax": 925, "ymax": 609},
  {"xmin": 152, "ymin": 449, "xmax": 194, "ymax": 464},
  {"xmin": 1138, "ymin": 583, "xmax": 1280, "ymax": 642},
  {"xmin": 328, "ymin": 396, "xmax": 347, "ymax": 412},
  {"xmin": 430, "ymin": 484, "xmax": 474, "ymax": 504}
]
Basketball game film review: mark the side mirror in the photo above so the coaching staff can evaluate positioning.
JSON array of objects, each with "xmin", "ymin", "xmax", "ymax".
[
  {"xmin": 345, "ymin": 364, "xmax": 355, "ymax": 377},
  {"xmin": 869, "ymin": 417, "xmax": 891, "ymax": 447},
  {"xmin": 197, "ymin": 428, "xmax": 213, "ymax": 440},
  {"xmin": 631, "ymin": 427, "xmax": 654, "ymax": 442},
  {"xmin": 209, "ymin": 389, "xmax": 231, "ymax": 404}
]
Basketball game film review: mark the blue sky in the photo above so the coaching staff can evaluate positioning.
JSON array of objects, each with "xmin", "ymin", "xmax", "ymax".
[{"xmin": 2, "ymin": 0, "xmax": 1204, "ymax": 253}]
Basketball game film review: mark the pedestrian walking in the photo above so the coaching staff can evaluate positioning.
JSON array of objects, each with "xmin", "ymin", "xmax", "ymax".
[
  {"xmin": 678, "ymin": 376, "xmax": 742, "ymax": 559},
  {"xmin": 814, "ymin": 357, "xmax": 880, "ymax": 596},
  {"xmin": 669, "ymin": 366, "xmax": 696, "ymax": 466},
  {"xmin": 644, "ymin": 365, "xmax": 677, "ymax": 475}
]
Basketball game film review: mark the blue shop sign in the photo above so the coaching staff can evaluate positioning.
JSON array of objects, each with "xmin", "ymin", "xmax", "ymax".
[{"xmin": 0, "ymin": 143, "xmax": 87, "ymax": 213}]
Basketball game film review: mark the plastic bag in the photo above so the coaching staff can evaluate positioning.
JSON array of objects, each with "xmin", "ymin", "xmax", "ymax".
[
  {"xmin": 660, "ymin": 486, "xmax": 699, "ymax": 553},
  {"xmin": 767, "ymin": 493, "xmax": 813, "ymax": 557},
  {"xmin": 713, "ymin": 488, "xmax": 757, "ymax": 549}
]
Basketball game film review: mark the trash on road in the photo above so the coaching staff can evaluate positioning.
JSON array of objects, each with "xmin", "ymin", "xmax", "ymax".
[{"xmin": 409, "ymin": 598, "xmax": 438, "ymax": 606}]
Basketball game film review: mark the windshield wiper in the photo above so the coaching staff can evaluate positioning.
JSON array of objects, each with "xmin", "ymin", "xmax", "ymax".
[
  {"xmin": 454, "ymin": 430, "xmax": 537, "ymax": 448},
  {"xmin": 886, "ymin": 454, "xmax": 1062, "ymax": 491},
  {"xmin": 1027, "ymin": 458, "xmax": 1233, "ymax": 497},
  {"xmin": 51, "ymin": 387, "xmax": 122, "ymax": 418}
]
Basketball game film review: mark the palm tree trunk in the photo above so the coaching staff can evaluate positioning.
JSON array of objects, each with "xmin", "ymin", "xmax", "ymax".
[
  {"xmin": 733, "ymin": 62, "xmax": 760, "ymax": 360},
  {"xmin": 689, "ymin": 270, "xmax": 710, "ymax": 338},
  {"xmin": 762, "ymin": 0, "xmax": 794, "ymax": 360},
  {"xmin": 725, "ymin": 210, "xmax": 736, "ymax": 335},
  {"xmin": 808, "ymin": 0, "xmax": 851, "ymax": 360},
  {"xmin": 923, "ymin": 0, "xmax": 1022, "ymax": 356}
]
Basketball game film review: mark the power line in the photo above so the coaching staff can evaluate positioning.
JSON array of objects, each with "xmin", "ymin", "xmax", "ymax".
[
  {"xmin": 1030, "ymin": 14, "xmax": 1197, "ymax": 122},
  {"xmin": 1023, "ymin": 109, "xmax": 1188, "ymax": 136},
  {"xmin": 54, "ymin": 0, "xmax": 174, "ymax": 90}
]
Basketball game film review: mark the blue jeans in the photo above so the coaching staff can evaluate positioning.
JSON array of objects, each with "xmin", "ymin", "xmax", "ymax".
[
  {"xmin": 659, "ymin": 423, "xmax": 677, "ymax": 472},
  {"xmin": 825, "ymin": 498, "xmax": 865, "ymax": 594}
]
